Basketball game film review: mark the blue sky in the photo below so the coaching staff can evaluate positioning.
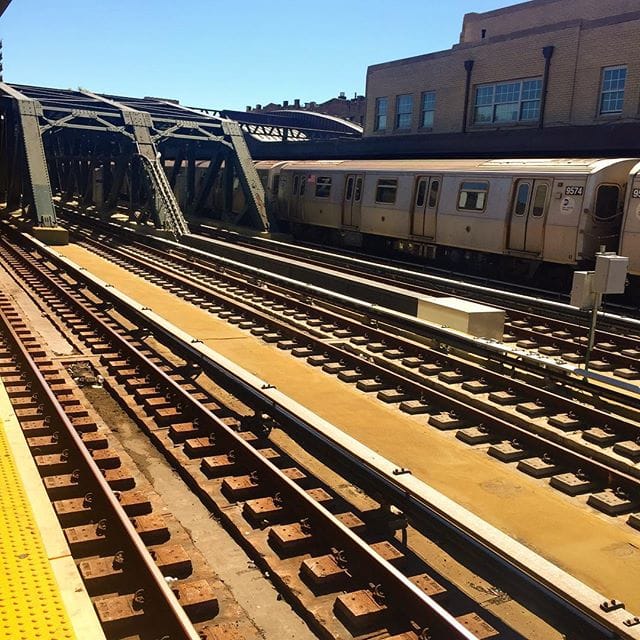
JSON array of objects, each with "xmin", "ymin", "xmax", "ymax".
[{"xmin": 2, "ymin": 1, "xmax": 520, "ymax": 110}]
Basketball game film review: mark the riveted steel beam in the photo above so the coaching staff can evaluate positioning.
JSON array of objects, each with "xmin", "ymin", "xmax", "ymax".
[
  {"xmin": 0, "ymin": 82, "xmax": 57, "ymax": 226},
  {"xmin": 79, "ymin": 89, "xmax": 189, "ymax": 238}
]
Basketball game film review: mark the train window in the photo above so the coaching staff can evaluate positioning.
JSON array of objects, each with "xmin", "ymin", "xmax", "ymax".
[
  {"xmin": 514, "ymin": 183, "xmax": 530, "ymax": 216},
  {"xmin": 531, "ymin": 184, "xmax": 548, "ymax": 217},
  {"xmin": 375, "ymin": 179, "xmax": 398, "ymax": 204},
  {"xmin": 272, "ymin": 175, "xmax": 280, "ymax": 194},
  {"xmin": 457, "ymin": 181, "xmax": 489, "ymax": 211},
  {"xmin": 354, "ymin": 177, "xmax": 362, "ymax": 201},
  {"xmin": 315, "ymin": 176, "xmax": 332, "ymax": 198},
  {"xmin": 595, "ymin": 184, "xmax": 620, "ymax": 220},
  {"xmin": 300, "ymin": 176, "xmax": 306, "ymax": 196},
  {"xmin": 293, "ymin": 175, "xmax": 299, "ymax": 195},
  {"xmin": 428, "ymin": 180, "xmax": 440, "ymax": 208},
  {"xmin": 345, "ymin": 177, "xmax": 354, "ymax": 201},
  {"xmin": 415, "ymin": 179, "xmax": 428, "ymax": 208}
]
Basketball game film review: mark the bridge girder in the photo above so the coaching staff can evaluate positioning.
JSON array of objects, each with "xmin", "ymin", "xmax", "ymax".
[{"xmin": 0, "ymin": 83, "xmax": 271, "ymax": 237}]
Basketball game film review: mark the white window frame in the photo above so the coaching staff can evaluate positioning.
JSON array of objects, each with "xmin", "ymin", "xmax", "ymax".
[
  {"xmin": 374, "ymin": 97, "xmax": 388, "ymax": 131},
  {"xmin": 420, "ymin": 91, "xmax": 436, "ymax": 129},
  {"xmin": 395, "ymin": 94, "xmax": 413, "ymax": 130},
  {"xmin": 473, "ymin": 78, "xmax": 542, "ymax": 125},
  {"xmin": 599, "ymin": 66, "xmax": 626, "ymax": 115}
]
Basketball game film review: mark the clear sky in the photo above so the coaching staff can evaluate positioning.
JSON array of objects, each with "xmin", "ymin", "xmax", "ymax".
[{"xmin": 1, "ymin": 0, "xmax": 521, "ymax": 111}]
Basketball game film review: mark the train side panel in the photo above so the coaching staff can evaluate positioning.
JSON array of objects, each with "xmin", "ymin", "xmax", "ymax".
[
  {"xmin": 435, "ymin": 176, "xmax": 510, "ymax": 256},
  {"xmin": 542, "ymin": 177, "xmax": 585, "ymax": 264},
  {"xmin": 620, "ymin": 163, "xmax": 640, "ymax": 276},
  {"xmin": 359, "ymin": 173, "xmax": 414, "ymax": 239}
]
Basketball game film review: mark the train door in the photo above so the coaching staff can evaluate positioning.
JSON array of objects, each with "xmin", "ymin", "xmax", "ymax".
[
  {"xmin": 410, "ymin": 175, "xmax": 441, "ymax": 238},
  {"xmin": 342, "ymin": 174, "xmax": 363, "ymax": 227},
  {"xmin": 289, "ymin": 173, "xmax": 306, "ymax": 220},
  {"xmin": 508, "ymin": 179, "xmax": 550, "ymax": 253}
]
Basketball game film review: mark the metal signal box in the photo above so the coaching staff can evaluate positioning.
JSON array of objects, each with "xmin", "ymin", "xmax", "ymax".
[
  {"xmin": 593, "ymin": 254, "xmax": 629, "ymax": 294},
  {"xmin": 570, "ymin": 271, "xmax": 596, "ymax": 309}
]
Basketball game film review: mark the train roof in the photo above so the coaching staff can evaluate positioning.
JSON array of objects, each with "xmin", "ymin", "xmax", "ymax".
[{"xmin": 270, "ymin": 158, "xmax": 637, "ymax": 175}]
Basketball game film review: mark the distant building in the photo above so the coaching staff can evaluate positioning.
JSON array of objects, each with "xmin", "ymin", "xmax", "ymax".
[
  {"xmin": 364, "ymin": 0, "xmax": 640, "ymax": 140},
  {"xmin": 249, "ymin": 93, "xmax": 366, "ymax": 126}
]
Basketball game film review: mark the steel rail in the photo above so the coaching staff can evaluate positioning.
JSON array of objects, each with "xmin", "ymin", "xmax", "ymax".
[
  {"xmin": 4, "ymin": 234, "xmax": 478, "ymax": 639},
  {"xmin": 196, "ymin": 222, "xmax": 640, "ymax": 329},
  {"xmin": 18, "ymin": 229, "xmax": 640, "ymax": 640},
  {"xmin": 67, "ymin": 228, "xmax": 640, "ymax": 482},
  {"xmin": 58, "ymin": 210, "xmax": 640, "ymax": 404},
  {"xmin": 0, "ymin": 304, "xmax": 201, "ymax": 640}
]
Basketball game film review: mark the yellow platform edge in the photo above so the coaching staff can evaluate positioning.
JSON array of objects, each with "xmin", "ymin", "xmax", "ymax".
[{"xmin": 0, "ymin": 379, "xmax": 106, "ymax": 640}]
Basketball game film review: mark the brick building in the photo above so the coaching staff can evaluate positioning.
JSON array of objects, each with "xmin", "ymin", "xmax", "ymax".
[
  {"xmin": 364, "ymin": 0, "xmax": 640, "ymax": 140},
  {"xmin": 249, "ymin": 93, "xmax": 366, "ymax": 126}
]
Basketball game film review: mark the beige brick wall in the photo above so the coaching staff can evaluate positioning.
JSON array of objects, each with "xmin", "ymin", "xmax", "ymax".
[
  {"xmin": 364, "ymin": 0, "xmax": 640, "ymax": 137},
  {"xmin": 571, "ymin": 20, "xmax": 640, "ymax": 124},
  {"xmin": 461, "ymin": 0, "xmax": 640, "ymax": 43}
]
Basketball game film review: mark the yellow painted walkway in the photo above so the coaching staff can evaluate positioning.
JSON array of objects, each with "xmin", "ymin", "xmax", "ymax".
[
  {"xmin": 55, "ymin": 242, "xmax": 640, "ymax": 615},
  {"xmin": 0, "ymin": 379, "xmax": 105, "ymax": 640}
]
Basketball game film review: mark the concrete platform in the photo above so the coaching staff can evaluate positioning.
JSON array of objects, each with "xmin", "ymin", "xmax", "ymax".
[
  {"xmin": 417, "ymin": 296, "xmax": 504, "ymax": 340},
  {"xmin": 32, "ymin": 225, "xmax": 69, "ymax": 246},
  {"xmin": 0, "ymin": 378, "xmax": 105, "ymax": 640},
  {"xmin": 51, "ymin": 241, "xmax": 640, "ymax": 614}
]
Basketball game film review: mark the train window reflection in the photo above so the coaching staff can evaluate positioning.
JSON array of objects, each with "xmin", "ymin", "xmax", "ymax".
[
  {"xmin": 428, "ymin": 180, "xmax": 440, "ymax": 208},
  {"xmin": 415, "ymin": 179, "xmax": 427, "ymax": 208},
  {"xmin": 531, "ymin": 184, "xmax": 548, "ymax": 217},
  {"xmin": 354, "ymin": 178, "xmax": 362, "ymax": 201},
  {"xmin": 315, "ymin": 176, "xmax": 332, "ymax": 198},
  {"xmin": 458, "ymin": 181, "xmax": 489, "ymax": 211},
  {"xmin": 376, "ymin": 179, "xmax": 398, "ymax": 204},
  {"xmin": 514, "ymin": 183, "xmax": 530, "ymax": 216},
  {"xmin": 345, "ymin": 177, "xmax": 354, "ymax": 201}
]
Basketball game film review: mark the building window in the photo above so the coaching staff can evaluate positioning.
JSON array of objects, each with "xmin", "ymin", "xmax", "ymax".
[
  {"xmin": 457, "ymin": 181, "xmax": 489, "ymax": 211},
  {"xmin": 474, "ymin": 78, "xmax": 542, "ymax": 124},
  {"xmin": 374, "ymin": 97, "xmax": 388, "ymax": 131},
  {"xmin": 420, "ymin": 91, "xmax": 436, "ymax": 128},
  {"xmin": 395, "ymin": 94, "xmax": 413, "ymax": 129},
  {"xmin": 375, "ymin": 178, "xmax": 398, "ymax": 204},
  {"xmin": 314, "ymin": 176, "xmax": 332, "ymax": 198},
  {"xmin": 599, "ymin": 66, "xmax": 626, "ymax": 115}
]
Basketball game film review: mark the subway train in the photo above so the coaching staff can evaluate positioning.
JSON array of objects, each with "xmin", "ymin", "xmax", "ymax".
[{"xmin": 173, "ymin": 157, "xmax": 640, "ymax": 286}]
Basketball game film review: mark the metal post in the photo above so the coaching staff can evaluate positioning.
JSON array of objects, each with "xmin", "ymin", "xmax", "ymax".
[
  {"xmin": 539, "ymin": 46, "xmax": 554, "ymax": 129},
  {"xmin": 584, "ymin": 244, "xmax": 607, "ymax": 374},
  {"xmin": 584, "ymin": 290, "xmax": 602, "ymax": 373},
  {"xmin": 461, "ymin": 60, "xmax": 474, "ymax": 133}
]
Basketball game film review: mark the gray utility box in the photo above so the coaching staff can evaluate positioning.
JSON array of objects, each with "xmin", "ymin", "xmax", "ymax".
[
  {"xmin": 570, "ymin": 271, "xmax": 596, "ymax": 310},
  {"xmin": 593, "ymin": 254, "xmax": 629, "ymax": 294}
]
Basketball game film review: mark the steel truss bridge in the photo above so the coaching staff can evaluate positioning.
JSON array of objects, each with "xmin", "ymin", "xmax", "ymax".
[{"xmin": 0, "ymin": 83, "xmax": 279, "ymax": 240}]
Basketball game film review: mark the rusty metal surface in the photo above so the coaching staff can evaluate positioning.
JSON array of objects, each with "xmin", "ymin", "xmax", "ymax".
[
  {"xmin": 0, "ymin": 231, "xmax": 495, "ymax": 637},
  {"xmin": 0, "ymin": 293, "xmax": 201, "ymax": 638},
  {"xmin": 15, "ymin": 228, "xmax": 640, "ymax": 639}
]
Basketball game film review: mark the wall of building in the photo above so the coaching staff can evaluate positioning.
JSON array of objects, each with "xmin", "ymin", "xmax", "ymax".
[
  {"xmin": 364, "ymin": 0, "xmax": 640, "ymax": 140},
  {"xmin": 460, "ymin": 0, "xmax": 640, "ymax": 43},
  {"xmin": 249, "ymin": 94, "xmax": 366, "ymax": 126}
]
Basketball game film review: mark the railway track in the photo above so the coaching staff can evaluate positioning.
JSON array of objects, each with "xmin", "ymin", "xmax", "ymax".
[
  {"xmin": 192, "ymin": 221, "xmax": 640, "ymax": 357},
  {"xmin": 58, "ymin": 223, "xmax": 640, "ymax": 523},
  {"xmin": 0, "ymin": 231, "xmax": 496, "ymax": 640},
  {"xmin": 0, "ymin": 292, "xmax": 205, "ymax": 639},
  {"xmin": 57, "ymin": 206, "xmax": 640, "ymax": 391},
  {"xmin": 3, "ymin": 222, "xmax": 640, "ymax": 638}
]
